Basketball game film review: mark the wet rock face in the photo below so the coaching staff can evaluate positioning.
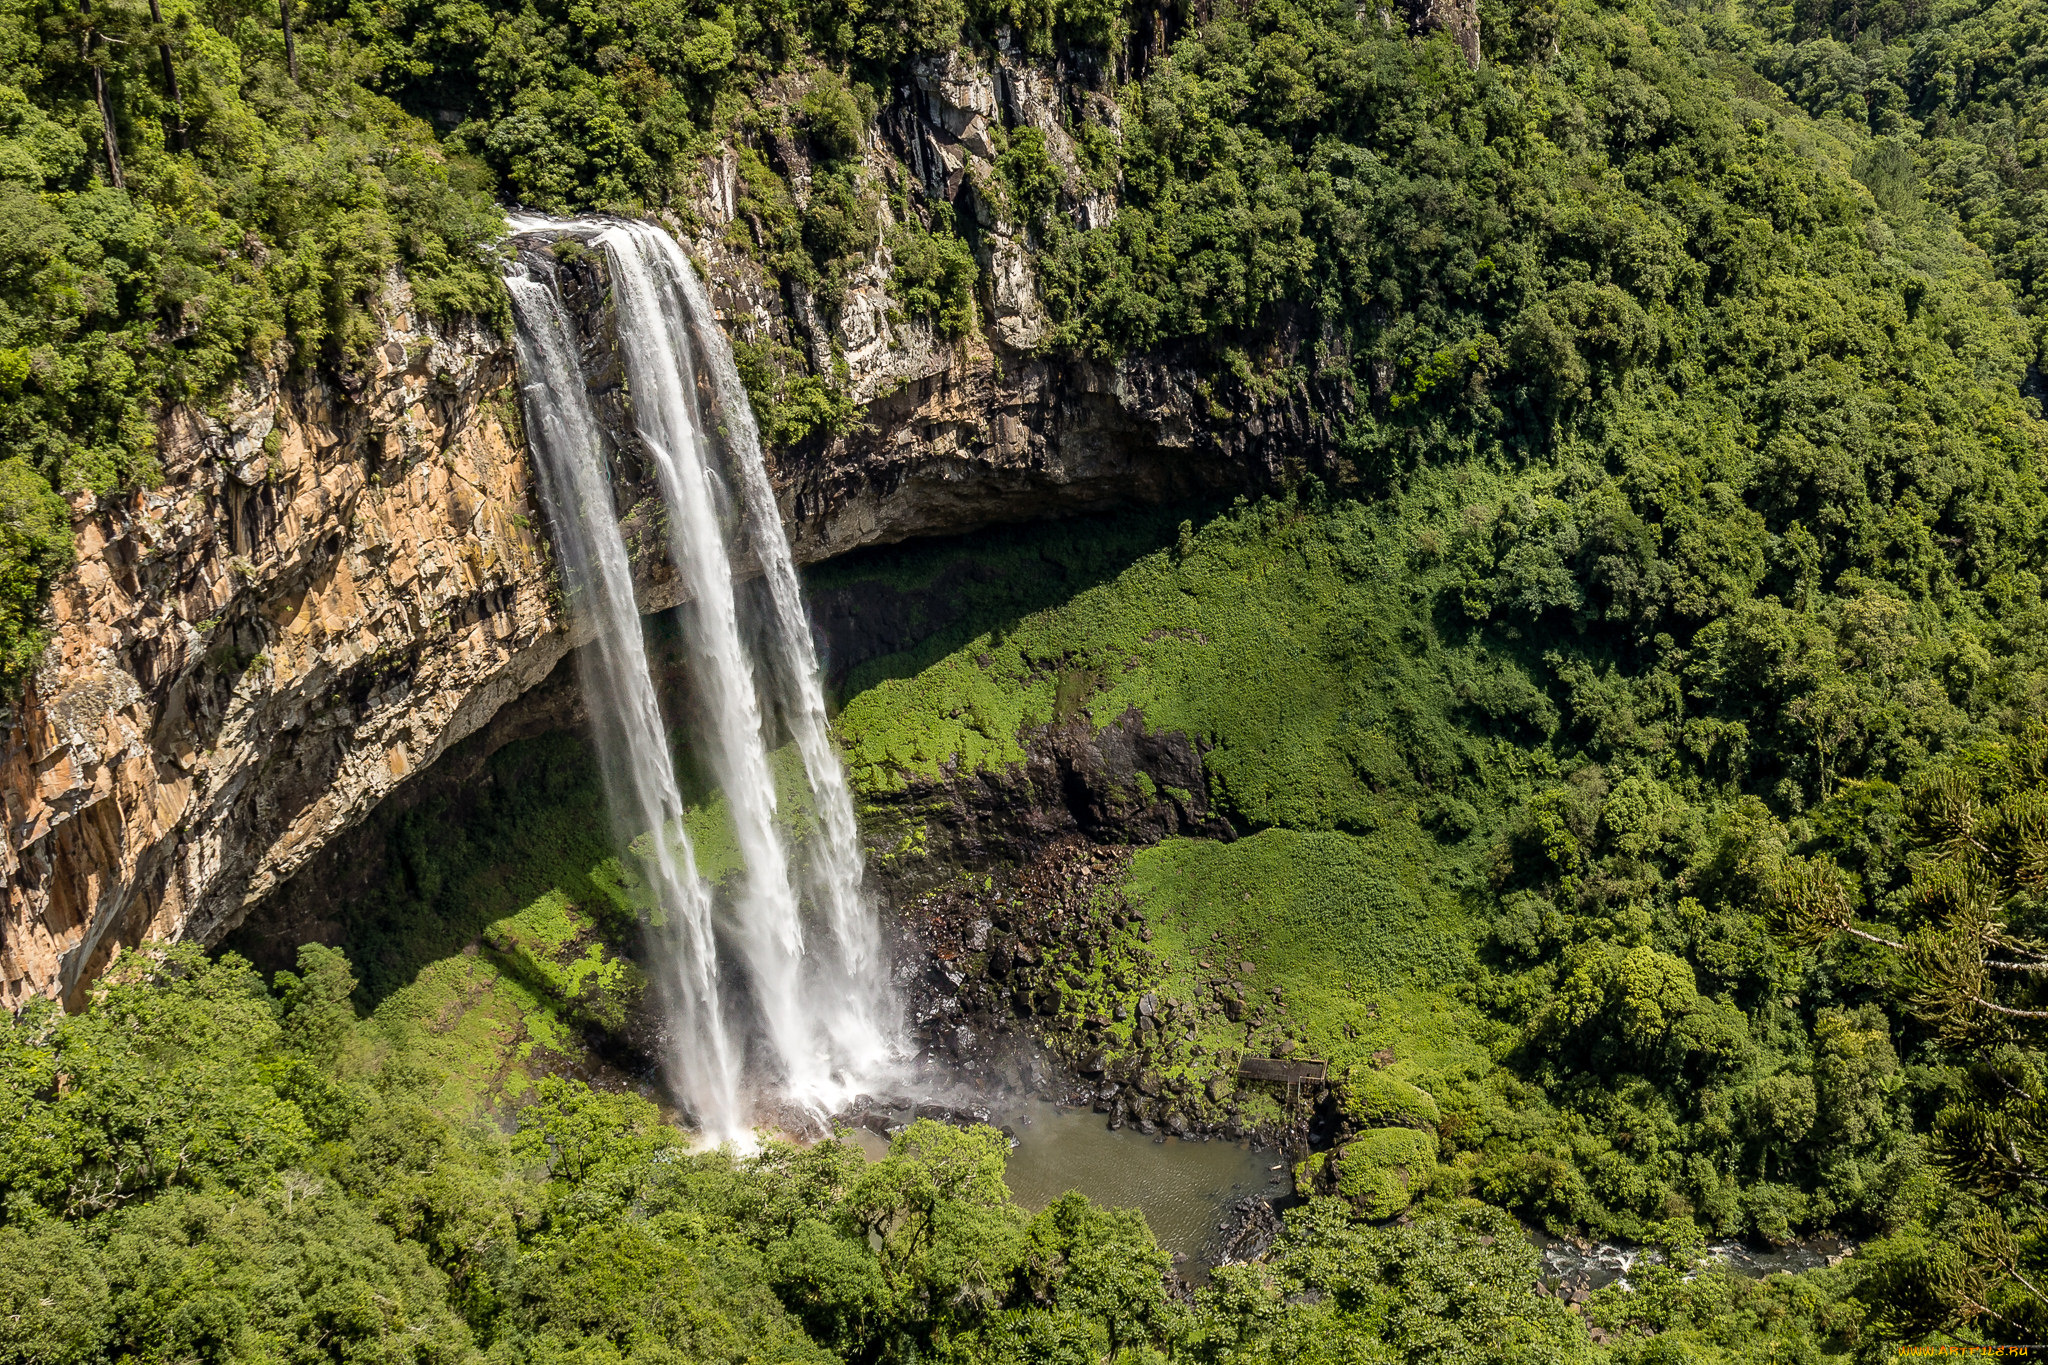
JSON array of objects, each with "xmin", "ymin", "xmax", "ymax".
[
  {"xmin": 1216, "ymin": 1196, "xmax": 1284, "ymax": 1265},
  {"xmin": 861, "ymin": 707, "xmax": 1237, "ymax": 905},
  {"xmin": 897, "ymin": 838, "xmax": 1335, "ymax": 1155},
  {"xmin": 508, "ymin": 239, "xmax": 676, "ymax": 579}
]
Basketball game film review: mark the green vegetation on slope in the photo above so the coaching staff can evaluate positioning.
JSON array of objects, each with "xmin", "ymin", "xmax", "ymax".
[
  {"xmin": 1726, "ymin": 0, "xmax": 2048, "ymax": 368},
  {"xmin": 1123, "ymin": 831, "xmax": 1491, "ymax": 1112},
  {"xmin": 802, "ymin": 20, "xmax": 2048, "ymax": 1349},
  {"xmin": 0, "ymin": 0, "xmax": 505, "ymax": 489},
  {"xmin": 250, "ymin": 727, "xmax": 651, "ymax": 1010},
  {"xmin": 243, "ymin": 693, "xmax": 827, "ymax": 1019},
  {"xmin": 10, "ymin": 0, "xmax": 2048, "ymax": 1349},
  {"xmin": 820, "ymin": 451, "xmax": 2048, "ymax": 1343},
  {"xmin": 0, "ymin": 944, "xmax": 1867, "ymax": 1363},
  {"xmin": 830, "ymin": 491, "xmax": 1532, "ymax": 841}
]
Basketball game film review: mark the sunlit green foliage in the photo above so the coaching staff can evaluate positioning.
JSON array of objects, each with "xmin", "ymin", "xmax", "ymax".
[
  {"xmin": 0, "ymin": 0, "xmax": 505, "ymax": 691},
  {"xmin": 1188, "ymin": 1201, "xmax": 1606, "ymax": 1365},
  {"xmin": 12, "ymin": 0, "xmax": 2048, "ymax": 1351},
  {"xmin": 1770, "ymin": 725, "xmax": 2048, "ymax": 1340},
  {"xmin": 815, "ymin": 11, "xmax": 2048, "ymax": 1322},
  {"xmin": 0, "ymin": 942, "xmax": 1875, "ymax": 1361},
  {"xmin": 1723, "ymin": 0, "xmax": 2048, "ymax": 368},
  {"xmin": 0, "ymin": 0, "xmax": 504, "ymax": 491},
  {"xmin": 0, "ymin": 455, "xmax": 72, "ymax": 689},
  {"xmin": 888, "ymin": 217, "xmax": 978, "ymax": 336},
  {"xmin": 735, "ymin": 335, "xmax": 864, "ymax": 444}
]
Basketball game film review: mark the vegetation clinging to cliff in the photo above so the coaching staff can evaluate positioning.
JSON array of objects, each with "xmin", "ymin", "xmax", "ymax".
[{"xmin": 0, "ymin": 0, "xmax": 504, "ymax": 496}]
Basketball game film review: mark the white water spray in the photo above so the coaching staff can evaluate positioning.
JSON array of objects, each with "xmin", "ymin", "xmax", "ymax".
[
  {"xmin": 504, "ymin": 264, "xmax": 747, "ymax": 1142},
  {"xmin": 504, "ymin": 215, "xmax": 899, "ymax": 1130},
  {"xmin": 654, "ymin": 232, "xmax": 894, "ymax": 1072}
]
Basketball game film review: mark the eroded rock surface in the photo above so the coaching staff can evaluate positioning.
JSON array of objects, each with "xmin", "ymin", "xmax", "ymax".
[{"xmin": 0, "ymin": 281, "xmax": 563, "ymax": 1008}]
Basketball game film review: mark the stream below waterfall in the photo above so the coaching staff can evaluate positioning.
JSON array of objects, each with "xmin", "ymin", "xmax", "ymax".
[
  {"xmin": 1529, "ymin": 1230, "xmax": 1857, "ymax": 1298},
  {"xmin": 995, "ymin": 1102, "xmax": 1291, "ymax": 1266}
]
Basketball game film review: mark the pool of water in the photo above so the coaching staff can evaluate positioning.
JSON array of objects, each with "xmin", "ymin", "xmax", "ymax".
[
  {"xmin": 996, "ymin": 1101, "xmax": 1289, "ymax": 1261},
  {"xmin": 850, "ymin": 1099, "xmax": 1288, "ymax": 1264}
]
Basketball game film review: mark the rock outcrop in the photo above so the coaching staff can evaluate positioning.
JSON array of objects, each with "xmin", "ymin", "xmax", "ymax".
[
  {"xmin": 859, "ymin": 706, "xmax": 1240, "ymax": 898},
  {"xmin": 1404, "ymin": 0, "xmax": 1480, "ymax": 68},
  {"xmin": 0, "ymin": 285, "xmax": 560, "ymax": 1008},
  {"xmin": 684, "ymin": 42, "xmax": 1267, "ymax": 568}
]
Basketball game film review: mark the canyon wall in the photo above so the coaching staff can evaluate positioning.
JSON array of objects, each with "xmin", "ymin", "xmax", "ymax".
[
  {"xmin": 0, "ymin": 295, "xmax": 568, "ymax": 1009},
  {"xmin": 0, "ymin": 41, "xmax": 1342, "ymax": 1008}
]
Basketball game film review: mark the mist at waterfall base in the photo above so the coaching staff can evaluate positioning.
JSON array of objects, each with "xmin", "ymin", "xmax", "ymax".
[{"xmin": 505, "ymin": 215, "xmax": 895, "ymax": 1145}]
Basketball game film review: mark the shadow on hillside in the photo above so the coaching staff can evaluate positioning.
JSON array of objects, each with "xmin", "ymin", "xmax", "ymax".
[
  {"xmin": 803, "ymin": 498, "xmax": 1231, "ymax": 705},
  {"xmin": 225, "ymin": 500, "xmax": 1227, "ymax": 1015}
]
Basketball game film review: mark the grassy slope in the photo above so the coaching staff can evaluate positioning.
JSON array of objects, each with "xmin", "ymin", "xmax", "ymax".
[
  {"xmin": 1126, "ymin": 833, "xmax": 1491, "ymax": 1103},
  {"xmin": 827, "ymin": 482, "xmax": 1556, "ymax": 1110},
  {"xmin": 229, "ymin": 723, "xmax": 659, "ymax": 1119},
  {"xmin": 829, "ymin": 484, "xmax": 1544, "ymax": 832}
]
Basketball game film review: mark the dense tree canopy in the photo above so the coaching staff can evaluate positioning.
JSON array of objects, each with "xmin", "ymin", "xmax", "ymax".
[{"xmin": 0, "ymin": 945, "xmax": 1865, "ymax": 1362}]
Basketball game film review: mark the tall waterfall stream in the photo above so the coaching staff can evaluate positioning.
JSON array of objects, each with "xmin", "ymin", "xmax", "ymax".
[
  {"xmin": 502, "ymin": 216, "xmax": 1289, "ymax": 1266},
  {"xmin": 505, "ymin": 215, "xmax": 895, "ymax": 1144}
]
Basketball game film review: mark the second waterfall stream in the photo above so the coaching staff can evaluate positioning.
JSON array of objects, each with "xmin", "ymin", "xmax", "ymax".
[{"xmin": 504, "ymin": 215, "xmax": 896, "ymax": 1144}]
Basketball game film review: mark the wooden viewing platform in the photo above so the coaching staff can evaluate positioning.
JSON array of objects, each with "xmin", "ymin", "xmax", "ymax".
[{"xmin": 1236, "ymin": 1056, "xmax": 1329, "ymax": 1085}]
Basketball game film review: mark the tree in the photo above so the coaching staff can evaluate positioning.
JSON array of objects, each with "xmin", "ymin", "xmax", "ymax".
[
  {"xmin": 1779, "ymin": 728, "xmax": 2048, "ymax": 1339},
  {"xmin": 843, "ymin": 1120, "xmax": 1024, "ymax": 1336},
  {"xmin": 75, "ymin": 0, "xmax": 122, "ymax": 187},
  {"xmin": 1020, "ymin": 1193, "xmax": 1177, "ymax": 1360}
]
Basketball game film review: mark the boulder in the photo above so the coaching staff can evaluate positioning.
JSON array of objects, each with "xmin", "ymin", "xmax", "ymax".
[
  {"xmin": 1305, "ymin": 1128, "xmax": 1439, "ymax": 1220},
  {"xmin": 1342, "ymin": 1070, "xmax": 1441, "ymax": 1131}
]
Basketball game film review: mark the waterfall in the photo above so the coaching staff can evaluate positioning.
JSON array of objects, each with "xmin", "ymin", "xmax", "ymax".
[
  {"xmin": 657, "ymin": 237, "xmax": 892, "ymax": 1069},
  {"xmin": 504, "ymin": 266, "xmax": 746, "ymax": 1142},
  {"xmin": 503, "ymin": 216, "xmax": 897, "ymax": 1135}
]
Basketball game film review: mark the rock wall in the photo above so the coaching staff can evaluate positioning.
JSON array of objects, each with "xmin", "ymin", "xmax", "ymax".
[
  {"xmin": 0, "ymin": 286, "xmax": 564, "ymax": 1009},
  {"xmin": 0, "ymin": 45, "xmax": 1303, "ymax": 1010},
  {"xmin": 679, "ymin": 43, "xmax": 1274, "ymax": 568},
  {"xmin": 1404, "ymin": 0, "xmax": 1481, "ymax": 69}
]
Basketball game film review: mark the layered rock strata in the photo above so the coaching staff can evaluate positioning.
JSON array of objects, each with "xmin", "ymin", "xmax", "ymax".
[{"xmin": 0, "ymin": 288, "xmax": 561, "ymax": 1009}]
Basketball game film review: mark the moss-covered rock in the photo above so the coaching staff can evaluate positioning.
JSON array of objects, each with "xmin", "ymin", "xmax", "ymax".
[
  {"xmin": 1300, "ymin": 1127, "xmax": 1440, "ymax": 1220},
  {"xmin": 482, "ymin": 889, "xmax": 647, "ymax": 1034},
  {"xmin": 1343, "ymin": 1070, "xmax": 1441, "ymax": 1131}
]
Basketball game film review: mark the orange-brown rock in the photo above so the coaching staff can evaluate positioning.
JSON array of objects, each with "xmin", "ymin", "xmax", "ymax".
[{"xmin": 0, "ymin": 280, "xmax": 581, "ymax": 1009}]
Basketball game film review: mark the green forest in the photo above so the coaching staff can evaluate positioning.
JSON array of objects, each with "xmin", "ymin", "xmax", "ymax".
[
  {"xmin": 1, "ymin": 942, "xmax": 1865, "ymax": 1362},
  {"xmin": 4, "ymin": 0, "xmax": 2048, "ymax": 1356}
]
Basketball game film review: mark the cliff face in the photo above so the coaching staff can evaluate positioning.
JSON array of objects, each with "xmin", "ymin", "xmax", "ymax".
[
  {"xmin": 0, "ymin": 289, "xmax": 565, "ymax": 1009},
  {"xmin": 679, "ymin": 45, "xmax": 1271, "ymax": 568},
  {"xmin": 0, "ymin": 47, "xmax": 1299, "ymax": 1009}
]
